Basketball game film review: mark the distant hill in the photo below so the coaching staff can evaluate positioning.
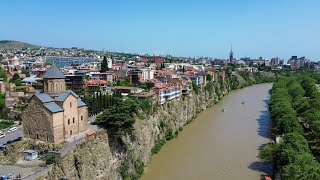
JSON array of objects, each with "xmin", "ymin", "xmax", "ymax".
[{"xmin": 0, "ymin": 40, "xmax": 41, "ymax": 50}]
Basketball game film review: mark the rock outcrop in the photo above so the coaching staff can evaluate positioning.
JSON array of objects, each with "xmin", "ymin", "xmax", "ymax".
[{"xmin": 42, "ymin": 81, "xmax": 230, "ymax": 180}]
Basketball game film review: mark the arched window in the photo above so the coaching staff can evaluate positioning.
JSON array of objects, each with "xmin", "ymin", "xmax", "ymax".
[
  {"xmin": 50, "ymin": 82, "xmax": 54, "ymax": 91},
  {"xmin": 68, "ymin": 119, "xmax": 70, "ymax": 125},
  {"xmin": 60, "ymin": 82, "xmax": 63, "ymax": 91}
]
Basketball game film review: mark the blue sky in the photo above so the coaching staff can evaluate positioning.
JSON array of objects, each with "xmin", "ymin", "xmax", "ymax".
[{"xmin": 1, "ymin": 0, "xmax": 320, "ymax": 60}]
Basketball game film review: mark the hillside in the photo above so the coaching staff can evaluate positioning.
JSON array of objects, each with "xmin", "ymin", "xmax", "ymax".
[{"xmin": 0, "ymin": 40, "xmax": 41, "ymax": 50}]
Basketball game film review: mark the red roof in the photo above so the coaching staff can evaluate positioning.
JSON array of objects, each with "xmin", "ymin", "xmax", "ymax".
[
  {"xmin": 87, "ymin": 80, "xmax": 99, "ymax": 86},
  {"xmin": 100, "ymin": 80, "xmax": 108, "ymax": 85},
  {"xmin": 265, "ymin": 176, "xmax": 272, "ymax": 180}
]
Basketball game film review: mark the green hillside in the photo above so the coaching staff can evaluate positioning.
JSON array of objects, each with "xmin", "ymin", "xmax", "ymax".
[{"xmin": 0, "ymin": 40, "xmax": 41, "ymax": 50}]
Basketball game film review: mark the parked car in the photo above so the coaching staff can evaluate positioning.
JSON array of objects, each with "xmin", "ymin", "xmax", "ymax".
[
  {"xmin": 14, "ymin": 136, "xmax": 23, "ymax": 142},
  {"xmin": 0, "ymin": 132, "xmax": 5, "ymax": 138},
  {"xmin": 0, "ymin": 144, "xmax": 6, "ymax": 150},
  {"xmin": 7, "ymin": 127, "xmax": 17, "ymax": 133},
  {"xmin": 6, "ymin": 140, "xmax": 13, "ymax": 144}
]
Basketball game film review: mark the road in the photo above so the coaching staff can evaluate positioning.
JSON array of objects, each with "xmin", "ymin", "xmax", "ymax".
[{"xmin": 0, "ymin": 126, "xmax": 23, "ymax": 145}]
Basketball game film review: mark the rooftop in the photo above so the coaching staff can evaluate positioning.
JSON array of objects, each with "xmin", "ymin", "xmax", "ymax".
[{"xmin": 43, "ymin": 64, "xmax": 65, "ymax": 79}]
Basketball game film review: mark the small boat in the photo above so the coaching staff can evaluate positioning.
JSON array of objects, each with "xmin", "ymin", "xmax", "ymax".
[
  {"xmin": 241, "ymin": 102, "xmax": 245, "ymax": 105},
  {"xmin": 221, "ymin": 108, "xmax": 227, "ymax": 112}
]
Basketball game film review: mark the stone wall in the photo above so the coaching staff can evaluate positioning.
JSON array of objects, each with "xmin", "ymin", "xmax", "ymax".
[{"xmin": 22, "ymin": 97, "xmax": 54, "ymax": 142}]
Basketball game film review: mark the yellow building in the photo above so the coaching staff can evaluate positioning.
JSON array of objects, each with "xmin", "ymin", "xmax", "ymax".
[{"xmin": 22, "ymin": 64, "xmax": 88, "ymax": 144}]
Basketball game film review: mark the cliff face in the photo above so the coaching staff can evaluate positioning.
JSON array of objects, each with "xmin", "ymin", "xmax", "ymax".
[{"xmin": 43, "ymin": 81, "xmax": 230, "ymax": 180}]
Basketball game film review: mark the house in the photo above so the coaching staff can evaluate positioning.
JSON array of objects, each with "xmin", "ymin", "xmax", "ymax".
[
  {"xmin": 132, "ymin": 91, "xmax": 156, "ymax": 101},
  {"xmin": 90, "ymin": 71, "xmax": 117, "ymax": 83},
  {"xmin": 154, "ymin": 84, "xmax": 181, "ymax": 105},
  {"xmin": 21, "ymin": 64, "xmax": 88, "ymax": 144},
  {"xmin": 141, "ymin": 68, "xmax": 155, "ymax": 81},
  {"xmin": 111, "ymin": 86, "xmax": 143, "ymax": 96},
  {"xmin": 128, "ymin": 69, "xmax": 143, "ymax": 85},
  {"xmin": 23, "ymin": 150, "xmax": 38, "ymax": 161}
]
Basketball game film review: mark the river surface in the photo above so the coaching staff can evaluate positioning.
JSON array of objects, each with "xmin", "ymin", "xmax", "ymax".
[{"xmin": 141, "ymin": 84, "xmax": 273, "ymax": 180}]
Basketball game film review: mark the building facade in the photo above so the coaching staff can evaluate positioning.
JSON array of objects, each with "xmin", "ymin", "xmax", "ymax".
[{"xmin": 22, "ymin": 64, "xmax": 88, "ymax": 144}]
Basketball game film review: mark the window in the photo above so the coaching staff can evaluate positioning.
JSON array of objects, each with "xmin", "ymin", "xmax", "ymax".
[
  {"xmin": 73, "ymin": 118, "xmax": 75, "ymax": 123},
  {"xmin": 36, "ymin": 134, "xmax": 39, "ymax": 139},
  {"xmin": 70, "ymin": 130, "xmax": 72, "ymax": 136},
  {"xmin": 81, "ymin": 115, "xmax": 83, "ymax": 120},
  {"xmin": 70, "ymin": 102, "xmax": 72, "ymax": 108},
  {"xmin": 50, "ymin": 82, "xmax": 54, "ymax": 91},
  {"xmin": 68, "ymin": 119, "xmax": 70, "ymax": 125}
]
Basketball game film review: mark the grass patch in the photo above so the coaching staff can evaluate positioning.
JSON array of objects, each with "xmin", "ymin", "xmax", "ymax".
[{"xmin": 0, "ymin": 121, "xmax": 14, "ymax": 130}]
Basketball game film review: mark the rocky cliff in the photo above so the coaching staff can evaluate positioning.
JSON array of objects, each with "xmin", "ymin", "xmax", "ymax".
[{"xmin": 42, "ymin": 81, "xmax": 231, "ymax": 180}]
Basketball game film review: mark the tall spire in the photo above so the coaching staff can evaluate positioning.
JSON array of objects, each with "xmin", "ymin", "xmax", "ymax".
[{"xmin": 229, "ymin": 44, "xmax": 234, "ymax": 64}]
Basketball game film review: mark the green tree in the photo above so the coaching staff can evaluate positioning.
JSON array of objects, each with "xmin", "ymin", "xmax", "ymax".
[
  {"xmin": 95, "ymin": 97, "xmax": 139, "ymax": 136},
  {"xmin": 206, "ymin": 74, "xmax": 213, "ymax": 81},
  {"xmin": 100, "ymin": 56, "xmax": 109, "ymax": 72},
  {"xmin": 21, "ymin": 69, "xmax": 30, "ymax": 77},
  {"xmin": 10, "ymin": 73, "xmax": 20, "ymax": 82}
]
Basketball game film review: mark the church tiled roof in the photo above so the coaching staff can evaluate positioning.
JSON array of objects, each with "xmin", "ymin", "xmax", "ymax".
[
  {"xmin": 35, "ymin": 92, "xmax": 54, "ymax": 103},
  {"xmin": 33, "ymin": 90, "xmax": 86, "ymax": 114},
  {"xmin": 43, "ymin": 64, "xmax": 65, "ymax": 79},
  {"xmin": 43, "ymin": 102, "xmax": 64, "ymax": 113}
]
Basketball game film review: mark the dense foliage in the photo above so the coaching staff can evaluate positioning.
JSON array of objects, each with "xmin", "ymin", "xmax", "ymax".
[
  {"xmin": 0, "ymin": 94, "xmax": 9, "ymax": 119},
  {"xmin": 93, "ymin": 95, "xmax": 153, "ymax": 137},
  {"xmin": 100, "ymin": 56, "xmax": 109, "ymax": 72},
  {"xmin": 259, "ymin": 76, "xmax": 320, "ymax": 179}
]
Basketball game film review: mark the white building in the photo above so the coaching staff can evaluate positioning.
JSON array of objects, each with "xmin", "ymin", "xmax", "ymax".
[{"xmin": 141, "ymin": 68, "xmax": 155, "ymax": 81}]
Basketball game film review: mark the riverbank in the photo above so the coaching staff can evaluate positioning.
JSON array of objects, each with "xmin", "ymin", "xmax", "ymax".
[
  {"xmin": 141, "ymin": 84, "xmax": 273, "ymax": 180},
  {"xmin": 41, "ymin": 73, "xmax": 275, "ymax": 179}
]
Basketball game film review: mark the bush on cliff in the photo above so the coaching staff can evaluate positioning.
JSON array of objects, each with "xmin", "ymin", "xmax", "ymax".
[
  {"xmin": 95, "ymin": 97, "xmax": 139, "ymax": 137},
  {"xmin": 151, "ymin": 139, "xmax": 165, "ymax": 155}
]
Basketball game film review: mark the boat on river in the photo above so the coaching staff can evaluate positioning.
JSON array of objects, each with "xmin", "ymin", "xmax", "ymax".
[{"xmin": 221, "ymin": 108, "xmax": 227, "ymax": 112}]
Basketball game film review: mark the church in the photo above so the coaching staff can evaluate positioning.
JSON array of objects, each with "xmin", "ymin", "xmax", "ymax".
[{"xmin": 21, "ymin": 64, "xmax": 88, "ymax": 144}]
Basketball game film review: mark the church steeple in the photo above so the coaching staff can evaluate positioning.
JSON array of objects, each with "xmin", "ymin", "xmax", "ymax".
[
  {"xmin": 43, "ymin": 64, "xmax": 66, "ymax": 94},
  {"xmin": 229, "ymin": 44, "xmax": 234, "ymax": 64}
]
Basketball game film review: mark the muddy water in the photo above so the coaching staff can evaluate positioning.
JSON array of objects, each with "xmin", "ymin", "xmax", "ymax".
[{"xmin": 141, "ymin": 84, "xmax": 273, "ymax": 180}]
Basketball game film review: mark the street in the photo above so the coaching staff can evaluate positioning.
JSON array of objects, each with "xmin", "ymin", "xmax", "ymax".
[{"xmin": 0, "ymin": 126, "xmax": 23, "ymax": 145}]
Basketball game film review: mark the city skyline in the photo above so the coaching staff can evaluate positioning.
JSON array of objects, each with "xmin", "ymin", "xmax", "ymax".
[{"xmin": 1, "ymin": 0, "xmax": 320, "ymax": 60}]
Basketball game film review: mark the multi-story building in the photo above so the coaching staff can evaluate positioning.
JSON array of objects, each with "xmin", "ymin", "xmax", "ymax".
[
  {"xmin": 141, "ymin": 68, "xmax": 155, "ymax": 81},
  {"xmin": 21, "ymin": 64, "xmax": 88, "ymax": 144},
  {"xmin": 65, "ymin": 74, "xmax": 85, "ymax": 93},
  {"xmin": 128, "ymin": 69, "xmax": 143, "ymax": 85},
  {"xmin": 90, "ymin": 71, "xmax": 117, "ymax": 83},
  {"xmin": 154, "ymin": 84, "xmax": 181, "ymax": 105}
]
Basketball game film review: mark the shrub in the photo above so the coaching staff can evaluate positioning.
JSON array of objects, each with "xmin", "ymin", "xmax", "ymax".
[
  {"xmin": 151, "ymin": 139, "xmax": 165, "ymax": 155},
  {"xmin": 165, "ymin": 129, "xmax": 174, "ymax": 140},
  {"xmin": 46, "ymin": 155, "xmax": 56, "ymax": 165}
]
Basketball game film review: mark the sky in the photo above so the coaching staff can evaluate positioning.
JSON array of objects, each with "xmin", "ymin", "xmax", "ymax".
[{"xmin": 1, "ymin": 0, "xmax": 320, "ymax": 60}]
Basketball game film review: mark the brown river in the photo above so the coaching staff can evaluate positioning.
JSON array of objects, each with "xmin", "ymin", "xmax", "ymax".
[{"xmin": 141, "ymin": 84, "xmax": 273, "ymax": 180}]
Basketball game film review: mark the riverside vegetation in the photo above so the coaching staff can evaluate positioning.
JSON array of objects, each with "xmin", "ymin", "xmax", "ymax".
[{"xmin": 259, "ymin": 74, "xmax": 320, "ymax": 179}]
